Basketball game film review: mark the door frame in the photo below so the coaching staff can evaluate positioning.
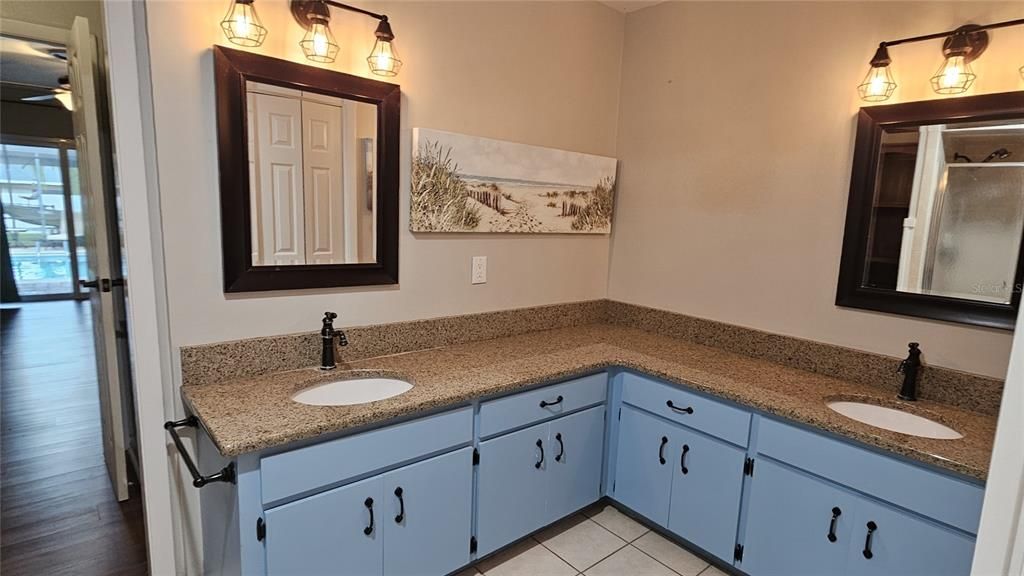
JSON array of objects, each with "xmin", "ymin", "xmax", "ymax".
[
  {"xmin": 99, "ymin": 3, "xmax": 178, "ymax": 574},
  {"xmin": 973, "ymin": 300, "xmax": 1024, "ymax": 575}
]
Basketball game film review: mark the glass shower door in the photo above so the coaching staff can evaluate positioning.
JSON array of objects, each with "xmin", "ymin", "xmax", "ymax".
[{"xmin": 924, "ymin": 164, "xmax": 1024, "ymax": 303}]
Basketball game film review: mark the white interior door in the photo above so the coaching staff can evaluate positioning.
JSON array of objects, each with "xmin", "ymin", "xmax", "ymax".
[
  {"xmin": 301, "ymin": 98, "xmax": 345, "ymax": 264},
  {"xmin": 253, "ymin": 92, "xmax": 305, "ymax": 265},
  {"xmin": 67, "ymin": 16, "xmax": 129, "ymax": 501}
]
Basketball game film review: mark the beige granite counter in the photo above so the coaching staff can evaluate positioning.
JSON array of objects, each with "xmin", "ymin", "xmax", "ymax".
[{"xmin": 182, "ymin": 323, "xmax": 996, "ymax": 480}]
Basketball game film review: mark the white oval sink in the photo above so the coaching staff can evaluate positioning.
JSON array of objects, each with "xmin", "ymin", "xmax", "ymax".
[
  {"xmin": 293, "ymin": 377, "xmax": 413, "ymax": 406},
  {"xmin": 827, "ymin": 401, "xmax": 962, "ymax": 440}
]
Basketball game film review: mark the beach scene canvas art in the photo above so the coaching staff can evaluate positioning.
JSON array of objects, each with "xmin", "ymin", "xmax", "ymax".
[{"xmin": 411, "ymin": 128, "xmax": 617, "ymax": 234}]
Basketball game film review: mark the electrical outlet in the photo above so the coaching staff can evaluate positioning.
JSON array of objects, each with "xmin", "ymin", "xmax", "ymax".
[{"xmin": 472, "ymin": 256, "xmax": 487, "ymax": 285}]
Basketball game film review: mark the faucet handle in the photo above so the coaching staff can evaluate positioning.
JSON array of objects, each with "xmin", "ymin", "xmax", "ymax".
[{"xmin": 323, "ymin": 311, "xmax": 338, "ymax": 324}]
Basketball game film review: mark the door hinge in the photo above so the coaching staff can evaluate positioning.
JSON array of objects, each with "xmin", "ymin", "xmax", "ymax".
[
  {"xmin": 617, "ymin": 407, "xmax": 622, "ymax": 421},
  {"xmin": 743, "ymin": 457, "xmax": 755, "ymax": 477},
  {"xmin": 473, "ymin": 448, "xmax": 480, "ymax": 465},
  {"xmin": 256, "ymin": 517, "xmax": 266, "ymax": 541},
  {"xmin": 734, "ymin": 543, "xmax": 744, "ymax": 562},
  {"xmin": 470, "ymin": 536, "xmax": 478, "ymax": 554}
]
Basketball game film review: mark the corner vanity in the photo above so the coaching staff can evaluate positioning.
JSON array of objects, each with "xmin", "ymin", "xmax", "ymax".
[{"xmin": 180, "ymin": 319, "xmax": 993, "ymax": 576}]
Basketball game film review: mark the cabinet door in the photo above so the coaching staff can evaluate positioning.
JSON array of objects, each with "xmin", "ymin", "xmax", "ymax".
[
  {"xmin": 667, "ymin": 429, "xmax": 745, "ymax": 562},
  {"xmin": 476, "ymin": 421, "xmax": 549, "ymax": 557},
  {"xmin": 742, "ymin": 459, "xmax": 855, "ymax": 576},
  {"xmin": 265, "ymin": 475, "xmax": 383, "ymax": 576},
  {"xmin": 547, "ymin": 406, "xmax": 606, "ymax": 523},
  {"xmin": 382, "ymin": 448, "xmax": 474, "ymax": 576},
  {"xmin": 612, "ymin": 405, "xmax": 677, "ymax": 527},
  {"xmin": 845, "ymin": 497, "xmax": 975, "ymax": 576}
]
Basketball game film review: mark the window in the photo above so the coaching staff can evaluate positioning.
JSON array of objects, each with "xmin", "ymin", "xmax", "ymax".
[{"xmin": 0, "ymin": 141, "xmax": 84, "ymax": 298}]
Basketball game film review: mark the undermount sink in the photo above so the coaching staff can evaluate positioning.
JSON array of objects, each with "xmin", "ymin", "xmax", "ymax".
[
  {"xmin": 827, "ymin": 401, "xmax": 962, "ymax": 440},
  {"xmin": 292, "ymin": 377, "xmax": 413, "ymax": 406}
]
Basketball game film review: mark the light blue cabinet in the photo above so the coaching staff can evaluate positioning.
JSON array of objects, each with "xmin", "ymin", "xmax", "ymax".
[
  {"xmin": 844, "ymin": 495, "xmax": 976, "ymax": 576},
  {"xmin": 612, "ymin": 405, "xmax": 677, "ymax": 527},
  {"xmin": 265, "ymin": 474, "xmax": 383, "ymax": 576},
  {"xmin": 476, "ymin": 421, "xmax": 549, "ymax": 557},
  {"xmin": 667, "ymin": 427, "xmax": 746, "ymax": 562},
  {"xmin": 264, "ymin": 448, "xmax": 473, "ymax": 576},
  {"xmin": 547, "ymin": 406, "xmax": 606, "ymax": 523},
  {"xmin": 614, "ymin": 403, "xmax": 746, "ymax": 561},
  {"xmin": 742, "ymin": 459, "xmax": 858, "ymax": 576},
  {"xmin": 743, "ymin": 458, "xmax": 977, "ymax": 576},
  {"xmin": 382, "ymin": 448, "xmax": 474, "ymax": 576},
  {"xmin": 476, "ymin": 406, "xmax": 606, "ymax": 557}
]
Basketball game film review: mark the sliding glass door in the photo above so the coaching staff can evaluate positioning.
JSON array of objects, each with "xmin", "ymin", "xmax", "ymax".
[{"xmin": 0, "ymin": 139, "xmax": 85, "ymax": 300}]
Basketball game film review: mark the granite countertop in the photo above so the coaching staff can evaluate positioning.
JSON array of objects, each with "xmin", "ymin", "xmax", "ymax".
[{"xmin": 182, "ymin": 324, "xmax": 997, "ymax": 480}]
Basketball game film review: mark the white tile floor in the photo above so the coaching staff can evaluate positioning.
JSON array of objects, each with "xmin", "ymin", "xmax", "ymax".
[{"xmin": 461, "ymin": 505, "xmax": 728, "ymax": 576}]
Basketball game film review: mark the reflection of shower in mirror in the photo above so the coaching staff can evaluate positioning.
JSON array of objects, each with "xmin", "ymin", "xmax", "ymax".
[
  {"xmin": 982, "ymin": 148, "xmax": 1011, "ymax": 163},
  {"xmin": 951, "ymin": 148, "xmax": 1013, "ymax": 163}
]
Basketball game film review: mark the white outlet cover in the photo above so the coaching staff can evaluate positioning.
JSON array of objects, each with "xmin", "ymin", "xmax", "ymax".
[{"xmin": 472, "ymin": 256, "xmax": 487, "ymax": 284}]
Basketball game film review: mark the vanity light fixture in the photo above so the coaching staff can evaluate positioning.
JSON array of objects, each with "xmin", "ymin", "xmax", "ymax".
[
  {"xmin": 367, "ymin": 18, "xmax": 401, "ymax": 76},
  {"xmin": 220, "ymin": 0, "xmax": 268, "ymax": 48},
  {"xmin": 290, "ymin": 0, "xmax": 402, "ymax": 75},
  {"xmin": 857, "ymin": 19, "xmax": 1024, "ymax": 102},
  {"xmin": 298, "ymin": 0, "xmax": 340, "ymax": 63},
  {"xmin": 857, "ymin": 44, "xmax": 897, "ymax": 102}
]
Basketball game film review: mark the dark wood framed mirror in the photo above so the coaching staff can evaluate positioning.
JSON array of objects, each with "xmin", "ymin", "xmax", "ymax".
[
  {"xmin": 837, "ymin": 91, "xmax": 1024, "ymax": 330},
  {"xmin": 214, "ymin": 45, "xmax": 399, "ymax": 292}
]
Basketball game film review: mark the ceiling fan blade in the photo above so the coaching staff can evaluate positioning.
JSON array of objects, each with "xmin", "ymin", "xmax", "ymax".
[{"xmin": 20, "ymin": 94, "xmax": 58, "ymax": 102}]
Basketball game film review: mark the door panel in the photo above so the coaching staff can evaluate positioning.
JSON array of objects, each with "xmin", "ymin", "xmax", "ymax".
[
  {"xmin": 547, "ymin": 406, "xmax": 605, "ymax": 523},
  {"xmin": 253, "ymin": 92, "xmax": 304, "ymax": 265},
  {"xmin": 845, "ymin": 497, "xmax": 975, "ymax": 576},
  {"xmin": 382, "ymin": 448, "xmax": 473, "ymax": 576},
  {"xmin": 612, "ymin": 405, "xmax": 676, "ymax": 527},
  {"xmin": 667, "ymin": 429, "xmax": 746, "ymax": 562},
  {"xmin": 742, "ymin": 459, "xmax": 855, "ymax": 576},
  {"xmin": 476, "ymin": 421, "xmax": 549, "ymax": 556},
  {"xmin": 67, "ymin": 16, "xmax": 128, "ymax": 502},
  {"xmin": 301, "ymin": 99, "xmax": 345, "ymax": 264},
  {"xmin": 265, "ymin": 475, "xmax": 383, "ymax": 576}
]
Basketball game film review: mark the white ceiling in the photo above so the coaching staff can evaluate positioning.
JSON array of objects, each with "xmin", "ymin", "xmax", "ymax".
[{"xmin": 599, "ymin": 1, "xmax": 664, "ymax": 13}]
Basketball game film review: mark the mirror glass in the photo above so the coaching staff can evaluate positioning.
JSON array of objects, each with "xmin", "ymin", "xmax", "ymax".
[
  {"xmin": 861, "ymin": 120, "xmax": 1024, "ymax": 304},
  {"xmin": 245, "ymin": 81, "xmax": 377, "ymax": 266}
]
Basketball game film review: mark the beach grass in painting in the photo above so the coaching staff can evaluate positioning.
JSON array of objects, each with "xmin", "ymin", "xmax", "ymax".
[{"xmin": 411, "ymin": 129, "xmax": 617, "ymax": 234}]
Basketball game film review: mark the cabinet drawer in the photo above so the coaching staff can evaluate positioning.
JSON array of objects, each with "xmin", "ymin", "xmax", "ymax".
[
  {"xmin": 261, "ymin": 407, "xmax": 473, "ymax": 505},
  {"xmin": 756, "ymin": 418, "xmax": 984, "ymax": 534},
  {"xmin": 478, "ymin": 373, "xmax": 607, "ymax": 438},
  {"xmin": 620, "ymin": 372, "xmax": 750, "ymax": 447}
]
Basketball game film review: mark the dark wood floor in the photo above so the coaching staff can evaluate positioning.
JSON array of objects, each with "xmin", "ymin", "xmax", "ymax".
[{"xmin": 2, "ymin": 301, "xmax": 148, "ymax": 575}]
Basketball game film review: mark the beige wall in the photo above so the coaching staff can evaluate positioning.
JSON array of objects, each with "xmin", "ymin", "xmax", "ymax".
[
  {"xmin": 0, "ymin": 0, "xmax": 105, "ymax": 45},
  {"xmin": 609, "ymin": 1, "xmax": 1024, "ymax": 379},
  {"xmin": 146, "ymin": 0, "xmax": 624, "ymax": 351}
]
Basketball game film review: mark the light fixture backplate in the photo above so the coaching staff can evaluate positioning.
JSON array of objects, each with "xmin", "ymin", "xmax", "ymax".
[
  {"xmin": 942, "ymin": 24, "xmax": 989, "ymax": 62},
  {"xmin": 289, "ymin": 0, "xmax": 324, "ymax": 30}
]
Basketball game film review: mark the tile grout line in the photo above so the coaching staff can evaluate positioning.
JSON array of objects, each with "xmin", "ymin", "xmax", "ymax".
[
  {"xmin": 589, "ymin": 513, "xmax": 650, "ymax": 543},
  {"xmin": 532, "ymin": 518, "xmax": 630, "ymax": 574},
  {"xmin": 627, "ymin": 542, "xmax": 698, "ymax": 576}
]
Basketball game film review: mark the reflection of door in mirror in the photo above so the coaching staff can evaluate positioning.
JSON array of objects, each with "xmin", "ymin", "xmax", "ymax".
[
  {"xmin": 246, "ymin": 81, "xmax": 377, "ymax": 266},
  {"xmin": 865, "ymin": 121, "xmax": 1024, "ymax": 304}
]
